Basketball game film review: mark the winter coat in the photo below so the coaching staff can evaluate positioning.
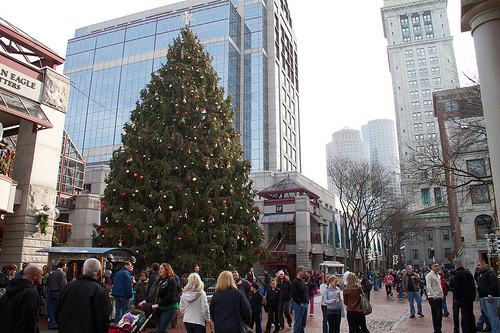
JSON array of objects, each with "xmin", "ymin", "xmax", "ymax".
[
  {"xmin": 343, "ymin": 287, "xmax": 362, "ymax": 312},
  {"xmin": 111, "ymin": 267, "xmax": 133, "ymax": 298},
  {"xmin": 278, "ymin": 279, "xmax": 291, "ymax": 301},
  {"xmin": 0, "ymin": 278, "xmax": 41, "ymax": 333},
  {"xmin": 266, "ymin": 287, "xmax": 281, "ymax": 309},
  {"xmin": 155, "ymin": 277, "xmax": 181, "ymax": 310},
  {"xmin": 46, "ymin": 268, "xmax": 67, "ymax": 292},
  {"xmin": 306, "ymin": 275, "xmax": 316, "ymax": 297},
  {"xmin": 133, "ymin": 279, "xmax": 148, "ymax": 305},
  {"xmin": 55, "ymin": 274, "xmax": 111, "ymax": 333},
  {"xmin": 210, "ymin": 288, "xmax": 251, "ymax": 333},
  {"xmin": 402, "ymin": 272, "xmax": 421, "ymax": 292},
  {"xmin": 249, "ymin": 290, "xmax": 263, "ymax": 314},
  {"xmin": 476, "ymin": 267, "xmax": 500, "ymax": 298},
  {"xmin": 179, "ymin": 290, "xmax": 210, "ymax": 327},
  {"xmin": 448, "ymin": 267, "xmax": 475, "ymax": 302}
]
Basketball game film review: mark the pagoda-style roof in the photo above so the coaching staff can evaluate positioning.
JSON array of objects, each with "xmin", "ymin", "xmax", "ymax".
[
  {"xmin": 0, "ymin": 17, "xmax": 64, "ymax": 69},
  {"xmin": 258, "ymin": 175, "xmax": 319, "ymax": 200}
]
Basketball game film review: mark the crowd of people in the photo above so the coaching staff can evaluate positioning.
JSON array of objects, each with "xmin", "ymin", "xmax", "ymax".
[{"xmin": 0, "ymin": 258, "xmax": 499, "ymax": 333}]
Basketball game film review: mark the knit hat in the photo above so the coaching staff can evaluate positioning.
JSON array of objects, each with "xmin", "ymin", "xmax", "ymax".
[{"xmin": 277, "ymin": 270, "xmax": 284, "ymax": 276}]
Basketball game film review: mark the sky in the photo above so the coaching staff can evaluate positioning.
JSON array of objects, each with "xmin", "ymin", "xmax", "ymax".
[{"xmin": 2, "ymin": 0, "xmax": 477, "ymax": 188}]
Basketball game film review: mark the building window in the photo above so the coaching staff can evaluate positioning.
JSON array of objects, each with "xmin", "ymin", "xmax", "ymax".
[
  {"xmin": 426, "ymin": 32, "xmax": 434, "ymax": 39},
  {"xmin": 409, "ymin": 80, "xmax": 418, "ymax": 88},
  {"xmin": 405, "ymin": 49, "xmax": 414, "ymax": 57},
  {"xmin": 428, "ymin": 46, "xmax": 437, "ymax": 54},
  {"xmin": 421, "ymin": 79, "xmax": 430, "ymax": 87},
  {"xmin": 412, "ymin": 14, "xmax": 420, "ymax": 25},
  {"xmin": 442, "ymin": 229, "xmax": 450, "ymax": 240},
  {"xmin": 422, "ymin": 89, "xmax": 431, "ymax": 97},
  {"xmin": 418, "ymin": 58, "xmax": 427, "ymax": 66},
  {"xmin": 434, "ymin": 187, "xmax": 442, "ymax": 204},
  {"xmin": 471, "ymin": 185, "xmax": 490, "ymax": 204},
  {"xmin": 432, "ymin": 77, "xmax": 442, "ymax": 85},
  {"xmin": 408, "ymin": 70, "xmax": 416, "ymax": 78},
  {"xmin": 419, "ymin": 68, "xmax": 428, "ymax": 76},
  {"xmin": 466, "ymin": 159, "xmax": 487, "ymax": 177},
  {"xmin": 412, "ymin": 249, "xmax": 419, "ymax": 259},
  {"xmin": 423, "ymin": 100, "xmax": 433, "ymax": 109},
  {"xmin": 411, "ymin": 101, "xmax": 421, "ymax": 109},
  {"xmin": 410, "ymin": 91, "xmax": 419, "ymax": 99},
  {"xmin": 426, "ymin": 122, "xmax": 436, "ymax": 130},
  {"xmin": 414, "ymin": 123, "xmax": 423, "ymax": 132},
  {"xmin": 415, "ymin": 134, "xmax": 424, "ymax": 142},
  {"xmin": 428, "ymin": 133, "xmax": 437, "ymax": 141},
  {"xmin": 422, "ymin": 188, "xmax": 431, "ymax": 205},
  {"xmin": 416, "ymin": 48, "xmax": 425, "ymax": 56},
  {"xmin": 426, "ymin": 229, "xmax": 433, "ymax": 240},
  {"xmin": 431, "ymin": 67, "xmax": 440, "ymax": 75},
  {"xmin": 412, "ymin": 112, "xmax": 422, "ymax": 120},
  {"xmin": 406, "ymin": 60, "xmax": 415, "ymax": 67},
  {"xmin": 423, "ymin": 11, "xmax": 432, "ymax": 23},
  {"xmin": 430, "ymin": 56, "xmax": 439, "ymax": 64}
]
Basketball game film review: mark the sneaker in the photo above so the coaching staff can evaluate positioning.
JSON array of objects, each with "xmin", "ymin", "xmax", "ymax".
[
  {"xmin": 443, "ymin": 313, "xmax": 449, "ymax": 317},
  {"xmin": 409, "ymin": 315, "xmax": 415, "ymax": 318},
  {"xmin": 418, "ymin": 313, "xmax": 424, "ymax": 317}
]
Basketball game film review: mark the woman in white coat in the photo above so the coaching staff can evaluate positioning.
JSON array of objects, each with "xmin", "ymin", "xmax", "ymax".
[{"xmin": 179, "ymin": 273, "xmax": 210, "ymax": 333}]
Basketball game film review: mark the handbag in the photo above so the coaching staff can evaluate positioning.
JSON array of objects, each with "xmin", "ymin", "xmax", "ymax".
[
  {"xmin": 232, "ymin": 289, "xmax": 253, "ymax": 333},
  {"xmin": 359, "ymin": 288, "xmax": 372, "ymax": 315}
]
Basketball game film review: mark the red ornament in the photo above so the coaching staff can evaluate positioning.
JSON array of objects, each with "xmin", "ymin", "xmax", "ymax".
[
  {"xmin": 110, "ymin": 235, "xmax": 114, "ymax": 238},
  {"xmin": 127, "ymin": 224, "xmax": 131, "ymax": 227},
  {"xmin": 133, "ymin": 173, "xmax": 137, "ymax": 177},
  {"xmin": 140, "ymin": 176, "xmax": 144, "ymax": 179},
  {"xmin": 121, "ymin": 193, "xmax": 126, "ymax": 196},
  {"xmin": 221, "ymin": 251, "xmax": 224, "ymax": 254},
  {"xmin": 223, "ymin": 200, "xmax": 227, "ymax": 204},
  {"xmin": 178, "ymin": 237, "xmax": 182, "ymax": 241}
]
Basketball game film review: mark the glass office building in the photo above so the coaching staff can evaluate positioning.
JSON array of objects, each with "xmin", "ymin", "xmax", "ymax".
[{"xmin": 63, "ymin": 0, "xmax": 301, "ymax": 193}]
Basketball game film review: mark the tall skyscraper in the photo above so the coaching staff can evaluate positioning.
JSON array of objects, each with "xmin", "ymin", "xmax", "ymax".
[
  {"xmin": 63, "ymin": 0, "xmax": 301, "ymax": 193},
  {"xmin": 361, "ymin": 119, "xmax": 401, "ymax": 194},
  {"xmin": 381, "ymin": 0, "xmax": 459, "ymax": 268},
  {"xmin": 381, "ymin": 0, "xmax": 459, "ymax": 204},
  {"xmin": 325, "ymin": 127, "xmax": 364, "ymax": 193}
]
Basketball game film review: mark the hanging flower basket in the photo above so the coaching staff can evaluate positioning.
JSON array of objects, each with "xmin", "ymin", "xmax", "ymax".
[{"xmin": 36, "ymin": 211, "xmax": 49, "ymax": 235}]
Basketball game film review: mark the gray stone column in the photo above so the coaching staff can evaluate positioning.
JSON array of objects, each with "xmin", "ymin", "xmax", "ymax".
[
  {"xmin": 69, "ymin": 194, "xmax": 102, "ymax": 247},
  {"xmin": 295, "ymin": 196, "xmax": 311, "ymax": 269},
  {"xmin": 462, "ymin": 1, "xmax": 500, "ymax": 222},
  {"xmin": 0, "ymin": 69, "xmax": 69, "ymax": 267}
]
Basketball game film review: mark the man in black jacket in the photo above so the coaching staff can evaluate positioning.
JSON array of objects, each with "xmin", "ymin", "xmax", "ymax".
[
  {"xmin": 0, "ymin": 264, "xmax": 43, "ymax": 333},
  {"xmin": 291, "ymin": 266, "xmax": 309, "ymax": 333},
  {"xmin": 55, "ymin": 258, "xmax": 111, "ymax": 333},
  {"xmin": 476, "ymin": 260, "xmax": 500, "ymax": 333},
  {"xmin": 46, "ymin": 260, "xmax": 67, "ymax": 329},
  {"xmin": 233, "ymin": 270, "xmax": 251, "ymax": 299},
  {"xmin": 448, "ymin": 260, "xmax": 476, "ymax": 333}
]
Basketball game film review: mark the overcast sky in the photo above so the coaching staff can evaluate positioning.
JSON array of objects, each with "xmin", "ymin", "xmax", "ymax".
[{"xmin": 2, "ymin": 0, "xmax": 477, "ymax": 188}]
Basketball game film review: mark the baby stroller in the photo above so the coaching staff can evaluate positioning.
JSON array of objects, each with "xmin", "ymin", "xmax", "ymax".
[{"xmin": 109, "ymin": 308, "xmax": 154, "ymax": 333}]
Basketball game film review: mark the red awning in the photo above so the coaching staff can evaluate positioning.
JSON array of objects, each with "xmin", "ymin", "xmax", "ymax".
[
  {"xmin": 261, "ymin": 213, "xmax": 295, "ymax": 224},
  {"xmin": 0, "ymin": 89, "xmax": 52, "ymax": 129},
  {"xmin": 310, "ymin": 213, "xmax": 327, "ymax": 226}
]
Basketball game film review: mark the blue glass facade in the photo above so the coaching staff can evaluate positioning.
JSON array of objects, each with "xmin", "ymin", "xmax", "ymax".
[{"xmin": 64, "ymin": 0, "xmax": 299, "ymax": 174}]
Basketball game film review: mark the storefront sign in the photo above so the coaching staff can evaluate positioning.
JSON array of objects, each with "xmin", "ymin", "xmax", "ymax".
[{"xmin": 0, "ymin": 63, "xmax": 43, "ymax": 102}]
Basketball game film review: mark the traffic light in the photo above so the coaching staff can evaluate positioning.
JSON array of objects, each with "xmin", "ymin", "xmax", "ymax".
[{"xmin": 323, "ymin": 251, "xmax": 327, "ymax": 261}]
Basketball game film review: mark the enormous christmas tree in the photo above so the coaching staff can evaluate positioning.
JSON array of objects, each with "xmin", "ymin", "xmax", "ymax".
[{"xmin": 94, "ymin": 26, "xmax": 264, "ymax": 274}]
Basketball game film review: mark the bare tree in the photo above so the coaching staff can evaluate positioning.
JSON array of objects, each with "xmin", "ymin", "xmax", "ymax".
[
  {"xmin": 401, "ymin": 85, "xmax": 491, "ymax": 197},
  {"xmin": 327, "ymin": 158, "xmax": 412, "ymax": 269},
  {"xmin": 378, "ymin": 199, "xmax": 426, "ymax": 269}
]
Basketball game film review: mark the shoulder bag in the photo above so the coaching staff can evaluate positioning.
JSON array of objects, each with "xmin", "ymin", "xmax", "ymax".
[
  {"xmin": 360, "ymin": 287, "xmax": 372, "ymax": 315},
  {"xmin": 232, "ymin": 289, "xmax": 252, "ymax": 333}
]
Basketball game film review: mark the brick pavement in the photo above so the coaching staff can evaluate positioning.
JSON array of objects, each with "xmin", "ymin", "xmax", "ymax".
[{"xmin": 39, "ymin": 288, "xmax": 483, "ymax": 332}]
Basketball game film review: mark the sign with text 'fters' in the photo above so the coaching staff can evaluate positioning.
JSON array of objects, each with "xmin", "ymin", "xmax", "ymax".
[{"xmin": 0, "ymin": 63, "xmax": 43, "ymax": 102}]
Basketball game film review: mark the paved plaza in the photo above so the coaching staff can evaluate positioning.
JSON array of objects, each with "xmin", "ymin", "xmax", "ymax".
[{"xmin": 39, "ymin": 287, "xmax": 483, "ymax": 332}]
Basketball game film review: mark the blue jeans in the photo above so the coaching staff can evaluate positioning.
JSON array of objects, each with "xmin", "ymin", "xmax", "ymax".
[
  {"xmin": 293, "ymin": 302, "xmax": 308, "ymax": 333},
  {"xmin": 442, "ymin": 295, "xmax": 449, "ymax": 315},
  {"xmin": 113, "ymin": 296, "xmax": 131, "ymax": 324},
  {"xmin": 184, "ymin": 322, "xmax": 206, "ymax": 333},
  {"xmin": 373, "ymin": 279, "xmax": 379, "ymax": 291},
  {"xmin": 322, "ymin": 305, "xmax": 328, "ymax": 333},
  {"xmin": 481, "ymin": 298, "xmax": 500, "ymax": 333},
  {"xmin": 407, "ymin": 291, "xmax": 423, "ymax": 316},
  {"xmin": 478, "ymin": 303, "xmax": 492, "ymax": 329},
  {"xmin": 158, "ymin": 309, "xmax": 178, "ymax": 333},
  {"xmin": 46, "ymin": 291, "xmax": 60, "ymax": 328}
]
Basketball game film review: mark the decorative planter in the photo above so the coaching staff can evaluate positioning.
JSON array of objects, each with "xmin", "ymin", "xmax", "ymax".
[{"xmin": 0, "ymin": 174, "xmax": 17, "ymax": 213}]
